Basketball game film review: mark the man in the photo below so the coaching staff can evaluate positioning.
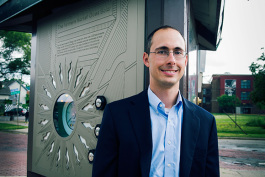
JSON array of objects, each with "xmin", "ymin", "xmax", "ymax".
[
  {"xmin": 92, "ymin": 26, "xmax": 219, "ymax": 177},
  {"xmin": 25, "ymin": 110, "xmax": 29, "ymax": 123}
]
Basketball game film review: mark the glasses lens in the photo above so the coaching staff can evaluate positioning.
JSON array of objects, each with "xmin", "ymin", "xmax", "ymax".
[
  {"xmin": 173, "ymin": 50, "xmax": 185, "ymax": 58},
  {"xmin": 156, "ymin": 50, "xmax": 168, "ymax": 58}
]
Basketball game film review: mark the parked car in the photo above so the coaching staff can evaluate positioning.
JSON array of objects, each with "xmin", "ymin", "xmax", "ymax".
[
  {"xmin": 22, "ymin": 109, "xmax": 27, "ymax": 115},
  {"xmin": 4, "ymin": 108, "xmax": 25, "ymax": 116}
]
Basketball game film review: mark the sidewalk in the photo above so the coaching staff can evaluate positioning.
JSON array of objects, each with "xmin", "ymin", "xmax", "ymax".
[
  {"xmin": 218, "ymin": 138, "xmax": 265, "ymax": 177},
  {"xmin": 0, "ymin": 116, "xmax": 28, "ymax": 177},
  {"xmin": 0, "ymin": 131, "xmax": 27, "ymax": 177},
  {"xmin": 220, "ymin": 168, "xmax": 265, "ymax": 177}
]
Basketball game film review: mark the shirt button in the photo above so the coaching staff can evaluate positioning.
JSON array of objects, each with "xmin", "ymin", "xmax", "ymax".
[
  {"xmin": 167, "ymin": 164, "xmax": 171, "ymax": 167},
  {"xmin": 159, "ymin": 104, "xmax": 162, "ymax": 107},
  {"xmin": 168, "ymin": 141, "xmax": 171, "ymax": 145},
  {"xmin": 156, "ymin": 111, "xmax": 159, "ymax": 114}
]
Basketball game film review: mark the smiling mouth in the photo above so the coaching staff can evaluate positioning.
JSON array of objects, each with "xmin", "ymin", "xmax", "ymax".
[{"xmin": 161, "ymin": 70, "xmax": 178, "ymax": 73}]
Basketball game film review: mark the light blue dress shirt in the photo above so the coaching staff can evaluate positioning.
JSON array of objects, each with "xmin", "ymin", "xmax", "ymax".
[{"xmin": 148, "ymin": 87, "xmax": 183, "ymax": 177}]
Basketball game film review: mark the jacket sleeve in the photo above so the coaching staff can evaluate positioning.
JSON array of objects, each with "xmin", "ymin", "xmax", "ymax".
[
  {"xmin": 206, "ymin": 116, "xmax": 220, "ymax": 177},
  {"xmin": 92, "ymin": 104, "xmax": 119, "ymax": 177}
]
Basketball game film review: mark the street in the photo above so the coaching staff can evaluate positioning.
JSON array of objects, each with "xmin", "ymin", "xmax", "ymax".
[
  {"xmin": 0, "ymin": 115, "xmax": 27, "ymax": 122},
  {"xmin": 219, "ymin": 139, "xmax": 265, "ymax": 177}
]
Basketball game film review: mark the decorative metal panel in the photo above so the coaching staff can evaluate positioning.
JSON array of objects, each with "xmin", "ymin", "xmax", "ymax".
[{"xmin": 30, "ymin": 0, "xmax": 144, "ymax": 176}]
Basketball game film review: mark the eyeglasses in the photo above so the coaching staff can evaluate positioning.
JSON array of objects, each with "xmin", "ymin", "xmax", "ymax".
[{"xmin": 149, "ymin": 49, "xmax": 187, "ymax": 59}]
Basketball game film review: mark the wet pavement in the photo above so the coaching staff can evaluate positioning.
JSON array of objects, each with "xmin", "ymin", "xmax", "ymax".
[
  {"xmin": 0, "ymin": 116, "xmax": 265, "ymax": 176},
  {"xmin": 219, "ymin": 139, "xmax": 265, "ymax": 168},
  {"xmin": 219, "ymin": 139, "xmax": 265, "ymax": 153},
  {"xmin": 219, "ymin": 139, "xmax": 265, "ymax": 177}
]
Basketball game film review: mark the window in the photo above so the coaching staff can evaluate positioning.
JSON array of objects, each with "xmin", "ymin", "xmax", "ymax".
[
  {"xmin": 243, "ymin": 108, "xmax": 251, "ymax": 114},
  {"xmin": 225, "ymin": 80, "xmax": 236, "ymax": 96},
  {"xmin": 241, "ymin": 92, "xmax": 250, "ymax": 100},
  {"xmin": 203, "ymin": 89, "xmax": 206, "ymax": 95},
  {"xmin": 241, "ymin": 80, "xmax": 250, "ymax": 89},
  {"xmin": 53, "ymin": 93, "xmax": 76, "ymax": 137}
]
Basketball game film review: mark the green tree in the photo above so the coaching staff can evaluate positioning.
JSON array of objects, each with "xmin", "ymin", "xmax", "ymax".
[
  {"xmin": 217, "ymin": 94, "xmax": 241, "ymax": 113},
  {"xmin": 22, "ymin": 92, "xmax": 30, "ymax": 110},
  {"xmin": 0, "ymin": 30, "xmax": 31, "ymax": 80},
  {"xmin": 249, "ymin": 49, "xmax": 265, "ymax": 110}
]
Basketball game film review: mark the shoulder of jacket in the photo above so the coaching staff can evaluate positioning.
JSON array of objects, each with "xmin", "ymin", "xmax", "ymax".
[
  {"xmin": 108, "ymin": 89, "xmax": 147, "ymax": 107},
  {"xmin": 183, "ymin": 97, "xmax": 214, "ymax": 119}
]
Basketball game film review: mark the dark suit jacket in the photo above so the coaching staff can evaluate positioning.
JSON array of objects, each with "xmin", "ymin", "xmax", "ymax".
[{"xmin": 92, "ymin": 90, "xmax": 219, "ymax": 177}]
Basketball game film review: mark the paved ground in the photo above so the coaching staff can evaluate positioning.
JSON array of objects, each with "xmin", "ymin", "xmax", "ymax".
[
  {"xmin": 0, "ymin": 116, "xmax": 265, "ymax": 176},
  {"xmin": 0, "ymin": 116, "xmax": 28, "ymax": 177},
  {"xmin": 219, "ymin": 139, "xmax": 265, "ymax": 177},
  {"xmin": 0, "ymin": 132, "xmax": 27, "ymax": 176}
]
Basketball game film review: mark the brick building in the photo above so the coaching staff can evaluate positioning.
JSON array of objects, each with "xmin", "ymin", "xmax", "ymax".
[{"xmin": 201, "ymin": 74, "xmax": 261, "ymax": 114}]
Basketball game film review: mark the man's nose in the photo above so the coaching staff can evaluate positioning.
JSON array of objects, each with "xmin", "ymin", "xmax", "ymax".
[{"xmin": 166, "ymin": 52, "xmax": 176, "ymax": 65}]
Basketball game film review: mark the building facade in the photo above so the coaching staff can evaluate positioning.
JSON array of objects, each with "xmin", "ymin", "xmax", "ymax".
[
  {"xmin": 201, "ymin": 74, "xmax": 260, "ymax": 114},
  {"xmin": 0, "ymin": 81, "xmax": 29, "ymax": 113},
  {"xmin": 3, "ymin": 80, "xmax": 29, "ymax": 105}
]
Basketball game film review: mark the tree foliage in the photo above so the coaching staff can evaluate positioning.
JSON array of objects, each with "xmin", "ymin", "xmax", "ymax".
[
  {"xmin": 0, "ymin": 30, "xmax": 31, "ymax": 80},
  {"xmin": 217, "ymin": 94, "xmax": 241, "ymax": 113},
  {"xmin": 22, "ymin": 93, "xmax": 30, "ymax": 110},
  {"xmin": 249, "ymin": 49, "xmax": 265, "ymax": 110}
]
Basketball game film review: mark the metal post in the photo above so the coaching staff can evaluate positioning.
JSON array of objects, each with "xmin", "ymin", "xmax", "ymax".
[
  {"xmin": 235, "ymin": 97, "xmax": 237, "ymax": 128},
  {"xmin": 17, "ymin": 73, "xmax": 22, "ymax": 126}
]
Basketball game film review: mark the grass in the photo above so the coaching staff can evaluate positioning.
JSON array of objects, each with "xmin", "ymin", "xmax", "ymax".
[
  {"xmin": 213, "ymin": 113, "xmax": 265, "ymax": 138},
  {"xmin": 0, "ymin": 123, "xmax": 28, "ymax": 131}
]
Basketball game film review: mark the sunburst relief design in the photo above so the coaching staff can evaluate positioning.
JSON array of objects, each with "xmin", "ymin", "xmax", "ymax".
[{"xmin": 35, "ymin": 58, "xmax": 103, "ymax": 176}]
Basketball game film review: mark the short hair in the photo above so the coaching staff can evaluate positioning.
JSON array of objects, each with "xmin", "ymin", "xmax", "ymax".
[{"xmin": 146, "ymin": 25, "xmax": 186, "ymax": 54}]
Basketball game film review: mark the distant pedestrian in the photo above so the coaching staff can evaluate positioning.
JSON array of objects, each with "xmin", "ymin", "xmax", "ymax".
[
  {"xmin": 25, "ymin": 111, "xmax": 29, "ymax": 123},
  {"xmin": 10, "ymin": 111, "xmax": 14, "ymax": 121}
]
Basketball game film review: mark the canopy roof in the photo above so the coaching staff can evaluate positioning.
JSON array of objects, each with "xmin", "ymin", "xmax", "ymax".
[{"xmin": 0, "ymin": 0, "xmax": 224, "ymax": 51}]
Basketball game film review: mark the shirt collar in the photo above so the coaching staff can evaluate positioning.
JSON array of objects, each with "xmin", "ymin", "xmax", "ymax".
[
  {"xmin": 147, "ymin": 86, "xmax": 182, "ymax": 111},
  {"xmin": 148, "ymin": 86, "xmax": 162, "ymax": 112},
  {"xmin": 175, "ymin": 90, "xmax": 183, "ymax": 107}
]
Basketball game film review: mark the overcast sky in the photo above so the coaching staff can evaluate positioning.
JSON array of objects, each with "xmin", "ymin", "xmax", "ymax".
[{"xmin": 203, "ymin": 0, "xmax": 265, "ymax": 83}]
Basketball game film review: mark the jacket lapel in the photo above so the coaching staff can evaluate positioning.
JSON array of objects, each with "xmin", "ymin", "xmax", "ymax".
[
  {"xmin": 179, "ymin": 97, "xmax": 200, "ymax": 177},
  {"xmin": 128, "ymin": 90, "xmax": 152, "ymax": 177},
  {"xmin": 127, "ymin": 91, "xmax": 200, "ymax": 177}
]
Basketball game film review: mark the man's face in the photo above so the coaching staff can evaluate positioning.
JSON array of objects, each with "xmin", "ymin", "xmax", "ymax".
[{"xmin": 143, "ymin": 28, "xmax": 188, "ymax": 90}]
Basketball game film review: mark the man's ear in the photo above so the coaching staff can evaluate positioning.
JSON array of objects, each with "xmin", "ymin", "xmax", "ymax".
[
  {"xmin": 184, "ymin": 54, "xmax": 188, "ymax": 67},
  {"xmin": 143, "ymin": 52, "xmax": 150, "ymax": 67}
]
